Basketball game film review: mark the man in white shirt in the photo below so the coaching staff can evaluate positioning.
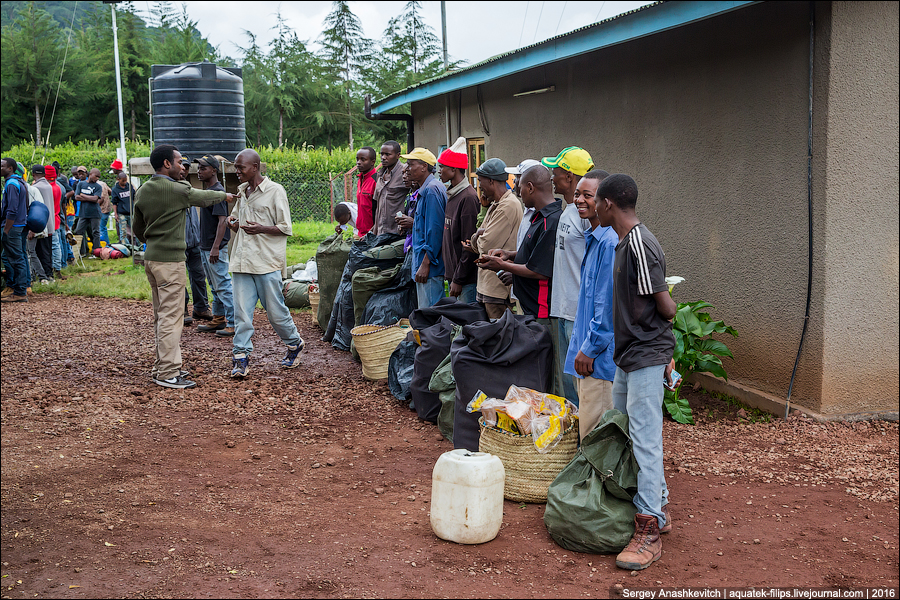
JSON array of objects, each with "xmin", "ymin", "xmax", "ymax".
[{"xmin": 227, "ymin": 148, "xmax": 304, "ymax": 378}]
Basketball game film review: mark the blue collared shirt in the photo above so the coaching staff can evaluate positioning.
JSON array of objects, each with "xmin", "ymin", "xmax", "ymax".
[
  {"xmin": 411, "ymin": 174, "xmax": 447, "ymax": 278},
  {"xmin": 564, "ymin": 224, "xmax": 619, "ymax": 381}
]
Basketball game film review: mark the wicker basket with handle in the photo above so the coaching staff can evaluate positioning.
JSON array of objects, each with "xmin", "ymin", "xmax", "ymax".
[{"xmin": 351, "ymin": 319, "xmax": 410, "ymax": 380}]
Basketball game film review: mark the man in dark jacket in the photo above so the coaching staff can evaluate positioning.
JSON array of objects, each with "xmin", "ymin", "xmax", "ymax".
[{"xmin": 437, "ymin": 137, "xmax": 479, "ymax": 303}]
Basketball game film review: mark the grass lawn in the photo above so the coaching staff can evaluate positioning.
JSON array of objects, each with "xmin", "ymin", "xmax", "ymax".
[{"xmin": 33, "ymin": 220, "xmax": 337, "ymax": 307}]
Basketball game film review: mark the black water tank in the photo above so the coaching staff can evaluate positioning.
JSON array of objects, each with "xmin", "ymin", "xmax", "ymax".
[{"xmin": 151, "ymin": 61, "xmax": 245, "ymax": 159}]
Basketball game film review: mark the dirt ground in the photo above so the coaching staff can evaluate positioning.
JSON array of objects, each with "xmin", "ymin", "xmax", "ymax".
[{"xmin": 1, "ymin": 294, "xmax": 898, "ymax": 599}]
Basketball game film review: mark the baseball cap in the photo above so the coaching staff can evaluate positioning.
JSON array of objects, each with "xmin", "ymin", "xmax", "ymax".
[
  {"xmin": 110, "ymin": 159, "xmax": 123, "ymax": 171},
  {"xmin": 541, "ymin": 147, "xmax": 594, "ymax": 177},
  {"xmin": 475, "ymin": 158, "xmax": 509, "ymax": 181},
  {"xmin": 31, "ymin": 164, "xmax": 45, "ymax": 175},
  {"xmin": 193, "ymin": 154, "xmax": 221, "ymax": 172},
  {"xmin": 505, "ymin": 159, "xmax": 541, "ymax": 175},
  {"xmin": 76, "ymin": 165, "xmax": 87, "ymax": 173},
  {"xmin": 400, "ymin": 147, "xmax": 437, "ymax": 166}
]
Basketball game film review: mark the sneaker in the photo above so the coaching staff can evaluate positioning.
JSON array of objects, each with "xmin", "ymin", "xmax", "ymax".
[
  {"xmin": 152, "ymin": 375, "xmax": 197, "ymax": 389},
  {"xmin": 215, "ymin": 326, "xmax": 235, "ymax": 337},
  {"xmin": 197, "ymin": 315, "xmax": 226, "ymax": 332},
  {"xmin": 231, "ymin": 355, "xmax": 249, "ymax": 378},
  {"xmin": 281, "ymin": 341, "xmax": 305, "ymax": 368},
  {"xmin": 660, "ymin": 504, "xmax": 672, "ymax": 534},
  {"xmin": 192, "ymin": 308, "xmax": 214, "ymax": 321},
  {"xmin": 150, "ymin": 369, "xmax": 190, "ymax": 380},
  {"xmin": 615, "ymin": 514, "xmax": 662, "ymax": 571},
  {"xmin": 40, "ymin": 278, "xmax": 52, "ymax": 285}
]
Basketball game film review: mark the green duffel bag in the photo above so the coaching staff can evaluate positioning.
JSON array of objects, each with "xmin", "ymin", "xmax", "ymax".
[
  {"xmin": 429, "ymin": 353, "xmax": 457, "ymax": 443},
  {"xmin": 315, "ymin": 232, "xmax": 352, "ymax": 329},
  {"xmin": 362, "ymin": 239, "xmax": 405, "ymax": 260},
  {"xmin": 282, "ymin": 280, "xmax": 310, "ymax": 309},
  {"xmin": 544, "ymin": 409, "xmax": 639, "ymax": 554},
  {"xmin": 351, "ymin": 263, "xmax": 403, "ymax": 326}
]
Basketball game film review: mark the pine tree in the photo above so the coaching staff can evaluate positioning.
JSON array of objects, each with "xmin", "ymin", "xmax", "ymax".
[
  {"xmin": 0, "ymin": 2, "xmax": 68, "ymax": 147},
  {"xmin": 319, "ymin": 0, "xmax": 371, "ymax": 150}
]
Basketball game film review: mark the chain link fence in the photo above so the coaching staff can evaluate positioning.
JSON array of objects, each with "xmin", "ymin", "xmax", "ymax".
[{"xmin": 267, "ymin": 169, "xmax": 358, "ymax": 222}]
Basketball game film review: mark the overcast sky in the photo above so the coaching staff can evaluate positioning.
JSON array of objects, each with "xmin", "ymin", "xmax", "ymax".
[{"xmin": 155, "ymin": 1, "xmax": 654, "ymax": 67}]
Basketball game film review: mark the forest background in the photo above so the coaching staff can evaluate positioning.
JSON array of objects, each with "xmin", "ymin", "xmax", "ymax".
[{"xmin": 0, "ymin": 0, "xmax": 459, "ymax": 155}]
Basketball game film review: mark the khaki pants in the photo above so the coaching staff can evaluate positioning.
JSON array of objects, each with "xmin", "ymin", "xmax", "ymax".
[
  {"xmin": 145, "ymin": 260, "xmax": 186, "ymax": 380},
  {"xmin": 577, "ymin": 376, "xmax": 614, "ymax": 440}
]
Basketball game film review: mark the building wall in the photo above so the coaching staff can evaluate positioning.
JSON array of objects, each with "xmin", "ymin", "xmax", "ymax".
[
  {"xmin": 411, "ymin": 1, "xmax": 899, "ymax": 413},
  {"xmin": 814, "ymin": 1, "xmax": 899, "ymax": 413}
]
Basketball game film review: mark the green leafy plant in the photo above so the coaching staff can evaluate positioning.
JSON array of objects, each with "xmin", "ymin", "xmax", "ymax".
[{"xmin": 665, "ymin": 300, "xmax": 738, "ymax": 424}]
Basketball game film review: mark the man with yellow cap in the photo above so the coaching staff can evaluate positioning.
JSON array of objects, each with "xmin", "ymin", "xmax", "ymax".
[
  {"xmin": 541, "ymin": 146, "xmax": 595, "ymax": 404},
  {"xmin": 401, "ymin": 147, "xmax": 447, "ymax": 309}
]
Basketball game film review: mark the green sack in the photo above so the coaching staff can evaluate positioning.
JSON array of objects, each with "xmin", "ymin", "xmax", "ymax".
[
  {"xmin": 282, "ymin": 280, "xmax": 310, "ymax": 309},
  {"xmin": 544, "ymin": 409, "xmax": 639, "ymax": 554},
  {"xmin": 315, "ymin": 232, "xmax": 351, "ymax": 329},
  {"xmin": 429, "ymin": 353, "xmax": 456, "ymax": 442},
  {"xmin": 362, "ymin": 239, "xmax": 406, "ymax": 260},
  {"xmin": 351, "ymin": 263, "xmax": 403, "ymax": 326}
]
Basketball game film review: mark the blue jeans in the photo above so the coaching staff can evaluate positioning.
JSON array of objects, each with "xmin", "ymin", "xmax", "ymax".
[
  {"xmin": 99, "ymin": 212, "xmax": 110, "ymax": 244},
  {"xmin": 2, "ymin": 227, "xmax": 28, "ymax": 295},
  {"xmin": 232, "ymin": 270, "xmax": 302, "ymax": 356},
  {"xmin": 612, "ymin": 364, "xmax": 669, "ymax": 528},
  {"xmin": 51, "ymin": 229, "xmax": 62, "ymax": 272},
  {"xmin": 201, "ymin": 247, "xmax": 235, "ymax": 327},
  {"xmin": 457, "ymin": 282, "xmax": 477, "ymax": 304},
  {"xmin": 416, "ymin": 276, "xmax": 445, "ymax": 309},
  {"xmin": 550, "ymin": 317, "xmax": 579, "ymax": 405},
  {"xmin": 63, "ymin": 216, "xmax": 74, "ymax": 262}
]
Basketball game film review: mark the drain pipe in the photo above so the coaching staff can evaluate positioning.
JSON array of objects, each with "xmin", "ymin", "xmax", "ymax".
[
  {"xmin": 364, "ymin": 94, "xmax": 414, "ymax": 150},
  {"xmin": 785, "ymin": 2, "xmax": 815, "ymax": 420}
]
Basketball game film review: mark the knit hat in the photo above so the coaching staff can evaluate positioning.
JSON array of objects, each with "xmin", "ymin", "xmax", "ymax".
[
  {"xmin": 110, "ymin": 159, "xmax": 124, "ymax": 171},
  {"xmin": 44, "ymin": 165, "xmax": 57, "ymax": 179},
  {"xmin": 437, "ymin": 137, "xmax": 468, "ymax": 170},
  {"xmin": 475, "ymin": 158, "xmax": 508, "ymax": 181}
]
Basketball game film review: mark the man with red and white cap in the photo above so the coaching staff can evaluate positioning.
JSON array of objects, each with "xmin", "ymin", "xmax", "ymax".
[{"xmin": 437, "ymin": 137, "xmax": 479, "ymax": 303}]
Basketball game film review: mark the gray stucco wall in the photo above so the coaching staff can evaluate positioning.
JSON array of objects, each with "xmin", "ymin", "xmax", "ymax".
[
  {"xmin": 410, "ymin": 1, "xmax": 899, "ymax": 413},
  {"xmin": 813, "ymin": 1, "xmax": 899, "ymax": 413}
]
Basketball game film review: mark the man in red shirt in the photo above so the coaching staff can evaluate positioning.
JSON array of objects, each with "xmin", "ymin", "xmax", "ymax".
[
  {"xmin": 43, "ymin": 165, "xmax": 68, "ymax": 280},
  {"xmin": 355, "ymin": 147, "xmax": 377, "ymax": 236}
]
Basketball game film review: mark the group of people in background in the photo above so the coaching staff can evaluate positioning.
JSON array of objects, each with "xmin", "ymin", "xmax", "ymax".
[
  {"xmin": 338, "ymin": 138, "xmax": 676, "ymax": 572},
  {"xmin": 1, "ymin": 157, "xmax": 137, "ymax": 301}
]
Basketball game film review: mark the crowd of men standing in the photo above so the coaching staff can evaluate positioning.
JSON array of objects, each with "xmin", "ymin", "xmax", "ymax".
[{"xmin": 343, "ymin": 138, "xmax": 677, "ymax": 573}]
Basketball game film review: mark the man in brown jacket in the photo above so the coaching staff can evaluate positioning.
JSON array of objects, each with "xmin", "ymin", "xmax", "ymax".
[{"xmin": 466, "ymin": 158, "xmax": 523, "ymax": 319}]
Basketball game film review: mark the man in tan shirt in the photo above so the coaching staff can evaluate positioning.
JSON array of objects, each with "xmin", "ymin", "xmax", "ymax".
[
  {"xmin": 465, "ymin": 158, "xmax": 523, "ymax": 319},
  {"xmin": 227, "ymin": 148, "xmax": 304, "ymax": 378}
]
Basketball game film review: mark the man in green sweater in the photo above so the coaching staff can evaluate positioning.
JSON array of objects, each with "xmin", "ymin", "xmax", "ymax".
[{"xmin": 133, "ymin": 144, "xmax": 234, "ymax": 389}]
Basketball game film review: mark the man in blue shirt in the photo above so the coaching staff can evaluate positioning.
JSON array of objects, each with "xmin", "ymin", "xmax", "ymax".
[
  {"xmin": 402, "ymin": 147, "xmax": 447, "ymax": 309},
  {"xmin": 73, "ymin": 168, "xmax": 103, "ymax": 256},
  {"xmin": 564, "ymin": 170, "xmax": 618, "ymax": 440},
  {"xmin": 1, "ymin": 157, "xmax": 30, "ymax": 301}
]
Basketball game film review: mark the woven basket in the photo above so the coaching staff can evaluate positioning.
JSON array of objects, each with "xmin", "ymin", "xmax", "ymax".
[
  {"xmin": 351, "ymin": 321, "xmax": 409, "ymax": 380},
  {"xmin": 478, "ymin": 417, "xmax": 579, "ymax": 503},
  {"xmin": 308, "ymin": 288, "xmax": 320, "ymax": 323}
]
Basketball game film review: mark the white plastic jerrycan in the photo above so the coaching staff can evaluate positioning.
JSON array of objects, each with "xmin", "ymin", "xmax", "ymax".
[{"xmin": 430, "ymin": 449, "xmax": 505, "ymax": 544}]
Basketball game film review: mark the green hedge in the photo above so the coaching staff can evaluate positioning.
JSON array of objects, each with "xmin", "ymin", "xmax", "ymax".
[{"xmin": 3, "ymin": 140, "xmax": 357, "ymax": 177}]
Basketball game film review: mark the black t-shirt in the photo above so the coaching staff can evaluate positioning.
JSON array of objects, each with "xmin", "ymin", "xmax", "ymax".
[
  {"xmin": 111, "ymin": 183, "xmax": 135, "ymax": 214},
  {"xmin": 512, "ymin": 199, "xmax": 562, "ymax": 318},
  {"xmin": 199, "ymin": 181, "xmax": 230, "ymax": 251},
  {"xmin": 612, "ymin": 223, "xmax": 675, "ymax": 372}
]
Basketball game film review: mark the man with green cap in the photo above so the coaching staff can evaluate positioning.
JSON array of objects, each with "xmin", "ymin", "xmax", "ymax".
[
  {"xmin": 542, "ymin": 146, "xmax": 595, "ymax": 404},
  {"xmin": 465, "ymin": 158, "xmax": 523, "ymax": 319}
]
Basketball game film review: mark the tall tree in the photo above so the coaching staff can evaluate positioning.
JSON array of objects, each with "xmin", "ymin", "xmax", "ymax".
[
  {"xmin": 0, "ymin": 2, "xmax": 68, "ymax": 147},
  {"xmin": 319, "ymin": 1, "xmax": 371, "ymax": 150}
]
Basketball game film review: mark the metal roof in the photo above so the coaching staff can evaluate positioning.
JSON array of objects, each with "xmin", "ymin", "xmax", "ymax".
[{"xmin": 371, "ymin": 0, "xmax": 759, "ymax": 113}]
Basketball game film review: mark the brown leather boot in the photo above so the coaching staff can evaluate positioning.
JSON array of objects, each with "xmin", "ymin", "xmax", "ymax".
[
  {"xmin": 215, "ymin": 326, "xmax": 235, "ymax": 337},
  {"xmin": 660, "ymin": 503, "xmax": 672, "ymax": 534},
  {"xmin": 197, "ymin": 315, "xmax": 226, "ymax": 332},
  {"xmin": 616, "ymin": 514, "xmax": 662, "ymax": 570}
]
